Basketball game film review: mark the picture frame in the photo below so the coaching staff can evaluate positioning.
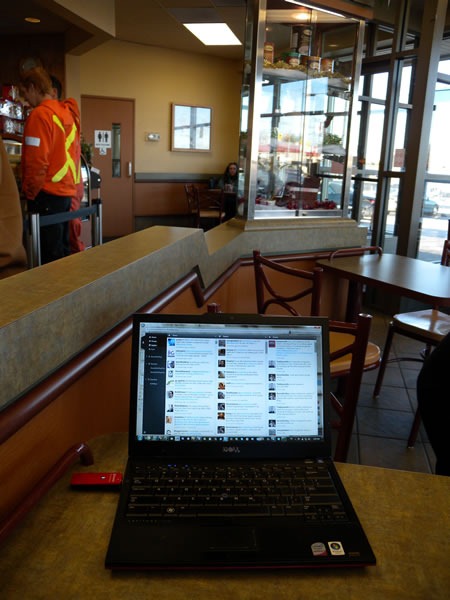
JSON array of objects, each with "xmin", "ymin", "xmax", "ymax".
[{"xmin": 171, "ymin": 103, "xmax": 212, "ymax": 152}]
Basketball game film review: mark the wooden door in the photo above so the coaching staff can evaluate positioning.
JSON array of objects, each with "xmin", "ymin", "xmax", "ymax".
[{"xmin": 80, "ymin": 96, "xmax": 134, "ymax": 238}]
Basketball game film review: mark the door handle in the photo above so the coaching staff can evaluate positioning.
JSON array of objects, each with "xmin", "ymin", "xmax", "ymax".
[{"xmin": 127, "ymin": 161, "xmax": 132, "ymax": 177}]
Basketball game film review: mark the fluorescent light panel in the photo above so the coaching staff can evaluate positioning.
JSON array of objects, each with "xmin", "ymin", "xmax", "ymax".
[
  {"xmin": 184, "ymin": 23, "xmax": 241, "ymax": 46},
  {"xmin": 284, "ymin": 1, "xmax": 345, "ymax": 19}
]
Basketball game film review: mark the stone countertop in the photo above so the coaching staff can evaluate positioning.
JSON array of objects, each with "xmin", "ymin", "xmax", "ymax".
[{"xmin": 0, "ymin": 219, "xmax": 366, "ymax": 409}]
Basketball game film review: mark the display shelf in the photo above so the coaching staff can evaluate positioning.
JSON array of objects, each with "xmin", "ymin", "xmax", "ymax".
[
  {"xmin": 0, "ymin": 96, "xmax": 25, "ymax": 137},
  {"xmin": 262, "ymin": 67, "xmax": 351, "ymax": 103},
  {"xmin": 263, "ymin": 66, "xmax": 350, "ymax": 90},
  {"xmin": 238, "ymin": 1, "xmax": 362, "ymax": 220}
]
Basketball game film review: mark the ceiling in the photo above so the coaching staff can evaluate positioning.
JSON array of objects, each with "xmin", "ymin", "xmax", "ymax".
[
  {"xmin": 2, "ymin": 1, "xmax": 450, "ymax": 63},
  {"xmin": 0, "ymin": 0, "xmax": 248, "ymax": 61}
]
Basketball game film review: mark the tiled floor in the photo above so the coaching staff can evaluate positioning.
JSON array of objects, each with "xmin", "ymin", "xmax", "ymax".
[{"xmin": 334, "ymin": 309, "xmax": 437, "ymax": 474}]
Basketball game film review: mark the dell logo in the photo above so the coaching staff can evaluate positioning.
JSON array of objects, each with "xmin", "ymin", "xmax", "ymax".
[{"xmin": 223, "ymin": 446, "xmax": 241, "ymax": 454}]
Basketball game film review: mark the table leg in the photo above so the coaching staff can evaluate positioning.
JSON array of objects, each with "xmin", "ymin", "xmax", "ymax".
[{"xmin": 345, "ymin": 281, "xmax": 363, "ymax": 322}]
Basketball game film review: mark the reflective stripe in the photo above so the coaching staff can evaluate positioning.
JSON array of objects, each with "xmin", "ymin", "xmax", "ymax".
[
  {"xmin": 25, "ymin": 136, "xmax": 41, "ymax": 147},
  {"xmin": 51, "ymin": 115, "xmax": 79, "ymax": 184}
]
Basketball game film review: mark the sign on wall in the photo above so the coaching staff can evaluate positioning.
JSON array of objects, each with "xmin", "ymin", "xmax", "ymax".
[{"xmin": 94, "ymin": 130, "xmax": 112, "ymax": 149}]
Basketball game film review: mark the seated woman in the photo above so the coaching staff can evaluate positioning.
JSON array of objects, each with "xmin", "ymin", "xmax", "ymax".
[
  {"xmin": 219, "ymin": 162, "xmax": 239, "ymax": 192},
  {"xmin": 218, "ymin": 161, "xmax": 239, "ymax": 220},
  {"xmin": 416, "ymin": 332, "xmax": 450, "ymax": 476}
]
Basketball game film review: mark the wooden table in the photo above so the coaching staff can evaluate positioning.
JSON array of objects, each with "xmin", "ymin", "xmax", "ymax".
[
  {"xmin": 1, "ymin": 433, "xmax": 449, "ymax": 599},
  {"xmin": 317, "ymin": 253, "xmax": 450, "ymax": 320}
]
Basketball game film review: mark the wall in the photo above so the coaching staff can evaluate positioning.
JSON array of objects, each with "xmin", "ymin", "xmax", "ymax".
[
  {"xmin": 54, "ymin": 0, "xmax": 116, "ymax": 37},
  {"xmin": 77, "ymin": 40, "xmax": 243, "ymax": 176}
]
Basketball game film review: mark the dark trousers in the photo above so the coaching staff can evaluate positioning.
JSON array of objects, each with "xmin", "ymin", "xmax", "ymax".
[
  {"xmin": 417, "ymin": 332, "xmax": 450, "ymax": 476},
  {"xmin": 223, "ymin": 192, "xmax": 237, "ymax": 221},
  {"xmin": 30, "ymin": 192, "xmax": 71, "ymax": 264}
]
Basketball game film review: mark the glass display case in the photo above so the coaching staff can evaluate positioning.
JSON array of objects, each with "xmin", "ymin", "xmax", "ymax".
[{"xmin": 238, "ymin": 0, "xmax": 364, "ymax": 220}]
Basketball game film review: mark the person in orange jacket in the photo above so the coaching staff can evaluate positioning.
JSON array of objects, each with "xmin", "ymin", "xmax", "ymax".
[
  {"xmin": 50, "ymin": 75, "xmax": 85, "ymax": 254},
  {"xmin": 20, "ymin": 67, "xmax": 80, "ymax": 264}
]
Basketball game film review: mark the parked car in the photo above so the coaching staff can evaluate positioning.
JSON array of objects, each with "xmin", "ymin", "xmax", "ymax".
[
  {"xmin": 322, "ymin": 180, "xmax": 375, "ymax": 219},
  {"xmin": 423, "ymin": 198, "xmax": 439, "ymax": 217},
  {"xmin": 388, "ymin": 196, "xmax": 439, "ymax": 217}
]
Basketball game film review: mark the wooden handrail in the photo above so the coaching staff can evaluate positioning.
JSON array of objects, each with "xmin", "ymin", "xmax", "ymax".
[{"xmin": 0, "ymin": 442, "xmax": 93, "ymax": 544}]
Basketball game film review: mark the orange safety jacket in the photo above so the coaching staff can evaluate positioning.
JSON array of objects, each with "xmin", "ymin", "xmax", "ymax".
[
  {"xmin": 22, "ymin": 98, "xmax": 81, "ymax": 201},
  {"xmin": 63, "ymin": 98, "xmax": 84, "ymax": 202}
]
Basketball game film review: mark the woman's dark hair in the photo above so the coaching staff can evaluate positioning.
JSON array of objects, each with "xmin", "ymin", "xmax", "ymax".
[{"xmin": 224, "ymin": 162, "xmax": 238, "ymax": 180}]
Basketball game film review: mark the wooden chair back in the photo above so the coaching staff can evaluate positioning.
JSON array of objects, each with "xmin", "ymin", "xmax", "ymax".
[
  {"xmin": 440, "ymin": 239, "xmax": 450, "ymax": 266},
  {"xmin": 253, "ymin": 249, "xmax": 323, "ymax": 316},
  {"xmin": 184, "ymin": 184, "xmax": 199, "ymax": 227},
  {"xmin": 196, "ymin": 188, "xmax": 225, "ymax": 227},
  {"xmin": 185, "ymin": 185, "xmax": 225, "ymax": 229},
  {"xmin": 206, "ymin": 302, "xmax": 375, "ymax": 463},
  {"xmin": 328, "ymin": 246, "xmax": 383, "ymax": 260},
  {"xmin": 329, "ymin": 313, "xmax": 373, "ymax": 462}
]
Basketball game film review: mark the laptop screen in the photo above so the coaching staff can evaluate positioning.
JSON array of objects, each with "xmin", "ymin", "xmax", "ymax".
[{"xmin": 129, "ymin": 314, "xmax": 331, "ymax": 455}]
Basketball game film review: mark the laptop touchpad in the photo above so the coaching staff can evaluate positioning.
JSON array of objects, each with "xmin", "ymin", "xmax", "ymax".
[{"xmin": 206, "ymin": 527, "xmax": 258, "ymax": 552}]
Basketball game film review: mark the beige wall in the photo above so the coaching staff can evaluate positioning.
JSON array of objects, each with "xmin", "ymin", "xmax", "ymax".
[
  {"xmin": 54, "ymin": 0, "xmax": 116, "ymax": 36},
  {"xmin": 76, "ymin": 40, "xmax": 243, "ymax": 174}
]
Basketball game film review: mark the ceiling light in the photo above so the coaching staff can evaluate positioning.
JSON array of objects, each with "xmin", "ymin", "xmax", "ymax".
[
  {"xmin": 25, "ymin": 17, "xmax": 41, "ymax": 24},
  {"xmin": 285, "ymin": 1, "xmax": 344, "ymax": 19},
  {"xmin": 184, "ymin": 23, "xmax": 241, "ymax": 46}
]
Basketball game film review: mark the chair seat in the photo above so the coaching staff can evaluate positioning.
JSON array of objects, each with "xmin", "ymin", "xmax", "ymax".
[
  {"xmin": 392, "ymin": 309, "xmax": 450, "ymax": 342},
  {"xmin": 200, "ymin": 208, "xmax": 226, "ymax": 220},
  {"xmin": 330, "ymin": 331, "xmax": 380, "ymax": 377}
]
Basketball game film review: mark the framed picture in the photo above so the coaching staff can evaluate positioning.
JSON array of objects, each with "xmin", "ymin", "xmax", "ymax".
[{"xmin": 171, "ymin": 104, "xmax": 212, "ymax": 152}]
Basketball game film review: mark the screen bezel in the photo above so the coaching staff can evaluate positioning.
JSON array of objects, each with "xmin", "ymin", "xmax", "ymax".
[{"xmin": 128, "ymin": 312, "xmax": 332, "ymax": 460}]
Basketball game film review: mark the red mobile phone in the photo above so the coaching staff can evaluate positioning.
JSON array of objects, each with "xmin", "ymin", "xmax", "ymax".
[{"xmin": 70, "ymin": 472, "xmax": 123, "ymax": 489}]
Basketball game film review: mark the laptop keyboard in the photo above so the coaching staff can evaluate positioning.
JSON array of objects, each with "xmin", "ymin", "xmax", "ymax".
[{"xmin": 126, "ymin": 460, "xmax": 349, "ymax": 522}]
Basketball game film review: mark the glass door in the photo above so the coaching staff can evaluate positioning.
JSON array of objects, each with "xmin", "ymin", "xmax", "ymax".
[{"xmin": 417, "ymin": 60, "xmax": 450, "ymax": 261}]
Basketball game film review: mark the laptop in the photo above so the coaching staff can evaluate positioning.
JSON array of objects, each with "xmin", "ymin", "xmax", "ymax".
[{"xmin": 105, "ymin": 312, "xmax": 375, "ymax": 570}]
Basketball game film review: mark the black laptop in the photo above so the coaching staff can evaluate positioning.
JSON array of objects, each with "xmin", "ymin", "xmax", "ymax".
[{"xmin": 105, "ymin": 312, "xmax": 375, "ymax": 570}]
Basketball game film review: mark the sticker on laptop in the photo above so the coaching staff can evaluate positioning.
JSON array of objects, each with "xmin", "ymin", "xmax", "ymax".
[
  {"xmin": 328, "ymin": 541, "xmax": 345, "ymax": 556},
  {"xmin": 311, "ymin": 542, "xmax": 328, "ymax": 557}
]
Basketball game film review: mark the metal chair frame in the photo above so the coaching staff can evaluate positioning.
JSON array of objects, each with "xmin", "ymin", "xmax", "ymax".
[{"xmin": 373, "ymin": 237, "xmax": 450, "ymax": 447}]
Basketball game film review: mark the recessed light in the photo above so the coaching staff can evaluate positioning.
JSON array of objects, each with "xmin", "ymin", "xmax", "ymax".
[
  {"xmin": 184, "ymin": 23, "xmax": 241, "ymax": 46},
  {"xmin": 25, "ymin": 17, "xmax": 41, "ymax": 24}
]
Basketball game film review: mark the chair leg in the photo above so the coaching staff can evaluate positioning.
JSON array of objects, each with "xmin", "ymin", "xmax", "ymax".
[
  {"xmin": 373, "ymin": 322, "xmax": 395, "ymax": 398},
  {"xmin": 407, "ymin": 409, "xmax": 422, "ymax": 448}
]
